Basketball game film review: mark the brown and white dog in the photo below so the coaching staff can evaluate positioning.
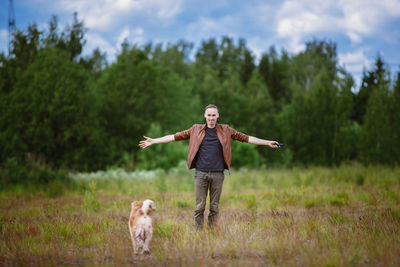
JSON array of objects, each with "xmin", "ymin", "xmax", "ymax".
[{"xmin": 129, "ymin": 199, "xmax": 156, "ymax": 254}]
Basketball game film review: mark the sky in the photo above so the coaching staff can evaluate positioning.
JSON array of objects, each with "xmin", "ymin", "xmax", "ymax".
[{"xmin": 1, "ymin": 0, "xmax": 400, "ymax": 88}]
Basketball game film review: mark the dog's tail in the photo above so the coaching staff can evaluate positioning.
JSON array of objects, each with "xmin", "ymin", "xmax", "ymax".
[{"xmin": 131, "ymin": 201, "xmax": 143, "ymax": 210}]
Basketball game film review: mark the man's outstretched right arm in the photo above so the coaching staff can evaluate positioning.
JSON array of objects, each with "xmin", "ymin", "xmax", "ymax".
[
  {"xmin": 138, "ymin": 135, "xmax": 175, "ymax": 149},
  {"xmin": 139, "ymin": 125, "xmax": 193, "ymax": 149}
]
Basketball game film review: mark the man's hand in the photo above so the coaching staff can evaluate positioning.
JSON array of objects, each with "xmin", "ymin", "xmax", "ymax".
[
  {"xmin": 139, "ymin": 136, "xmax": 154, "ymax": 149},
  {"xmin": 248, "ymin": 136, "xmax": 281, "ymax": 148},
  {"xmin": 138, "ymin": 134, "xmax": 175, "ymax": 149},
  {"xmin": 268, "ymin": 141, "xmax": 280, "ymax": 148}
]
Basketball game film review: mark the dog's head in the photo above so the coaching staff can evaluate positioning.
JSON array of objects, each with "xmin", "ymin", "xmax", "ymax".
[{"xmin": 142, "ymin": 199, "xmax": 156, "ymax": 214}]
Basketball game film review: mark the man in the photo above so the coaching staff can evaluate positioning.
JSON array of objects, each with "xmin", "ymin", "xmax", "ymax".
[{"xmin": 139, "ymin": 104, "xmax": 281, "ymax": 229}]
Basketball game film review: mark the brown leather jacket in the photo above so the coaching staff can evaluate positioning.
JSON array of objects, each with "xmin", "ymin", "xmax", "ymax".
[{"xmin": 174, "ymin": 123, "xmax": 249, "ymax": 170}]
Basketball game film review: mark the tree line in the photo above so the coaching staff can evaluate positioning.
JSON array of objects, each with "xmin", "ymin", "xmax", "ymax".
[{"xmin": 1, "ymin": 14, "xmax": 399, "ymax": 173}]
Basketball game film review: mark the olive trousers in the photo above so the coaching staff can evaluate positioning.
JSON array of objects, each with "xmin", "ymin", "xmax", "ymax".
[{"xmin": 194, "ymin": 170, "xmax": 225, "ymax": 229}]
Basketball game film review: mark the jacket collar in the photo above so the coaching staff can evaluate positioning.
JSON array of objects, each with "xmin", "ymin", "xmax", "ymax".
[{"xmin": 201, "ymin": 123, "xmax": 220, "ymax": 131}]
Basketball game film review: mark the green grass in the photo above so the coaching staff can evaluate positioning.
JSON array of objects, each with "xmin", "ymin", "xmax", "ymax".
[{"xmin": 1, "ymin": 163, "xmax": 399, "ymax": 266}]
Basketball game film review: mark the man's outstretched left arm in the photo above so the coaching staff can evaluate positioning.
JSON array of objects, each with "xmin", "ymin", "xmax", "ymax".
[{"xmin": 248, "ymin": 136, "xmax": 280, "ymax": 148}]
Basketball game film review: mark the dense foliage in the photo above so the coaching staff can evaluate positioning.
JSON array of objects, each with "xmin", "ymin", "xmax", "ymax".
[{"xmin": 1, "ymin": 14, "xmax": 399, "ymax": 178}]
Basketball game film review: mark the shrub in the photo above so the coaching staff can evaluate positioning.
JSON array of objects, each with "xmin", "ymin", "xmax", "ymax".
[
  {"xmin": 136, "ymin": 123, "xmax": 187, "ymax": 170},
  {"xmin": 231, "ymin": 141, "xmax": 260, "ymax": 169},
  {"xmin": 0, "ymin": 157, "xmax": 71, "ymax": 191}
]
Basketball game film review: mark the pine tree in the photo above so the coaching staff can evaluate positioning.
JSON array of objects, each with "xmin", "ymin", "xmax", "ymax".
[
  {"xmin": 353, "ymin": 55, "xmax": 386, "ymax": 124},
  {"xmin": 359, "ymin": 57, "xmax": 392, "ymax": 163}
]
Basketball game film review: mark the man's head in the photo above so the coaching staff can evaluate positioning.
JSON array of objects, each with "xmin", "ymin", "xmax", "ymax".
[{"xmin": 204, "ymin": 104, "xmax": 219, "ymax": 128}]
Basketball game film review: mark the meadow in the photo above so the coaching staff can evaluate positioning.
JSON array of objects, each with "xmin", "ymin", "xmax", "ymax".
[{"xmin": 1, "ymin": 163, "xmax": 399, "ymax": 266}]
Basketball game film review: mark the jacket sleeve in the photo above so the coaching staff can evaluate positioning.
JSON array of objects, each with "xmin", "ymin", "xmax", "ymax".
[
  {"xmin": 229, "ymin": 126, "xmax": 249, "ymax": 143},
  {"xmin": 174, "ymin": 126, "xmax": 193, "ymax": 141}
]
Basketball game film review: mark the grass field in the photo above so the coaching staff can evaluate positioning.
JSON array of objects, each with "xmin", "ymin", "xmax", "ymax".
[{"xmin": 1, "ymin": 164, "xmax": 400, "ymax": 266}]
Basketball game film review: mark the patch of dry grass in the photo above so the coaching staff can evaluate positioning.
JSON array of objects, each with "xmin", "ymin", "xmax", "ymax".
[{"xmin": 1, "ymin": 164, "xmax": 399, "ymax": 266}]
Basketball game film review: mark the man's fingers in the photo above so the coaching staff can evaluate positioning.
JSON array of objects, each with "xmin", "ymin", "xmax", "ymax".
[
  {"xmin": 139, "ymin": 139, "xmax": 148, "ymax": 148},
  {"xmin": 139, "ymin": 138, "xmax": 152, "ymax": 149},
  {"xmin": 139, "ymin": 143, "xmax": 147, "ymax": 149},
  {"xmin": 271, "ymin": 141, "xmax": 280, "ymax": 148}
]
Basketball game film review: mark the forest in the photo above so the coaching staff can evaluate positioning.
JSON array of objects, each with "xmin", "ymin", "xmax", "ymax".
[{"xmin": 1, "ymin": 14, "xmax": 399, "ymax": 185}]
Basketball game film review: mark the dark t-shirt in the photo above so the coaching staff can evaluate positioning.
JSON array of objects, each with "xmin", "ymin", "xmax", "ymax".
[{"xmin": 193, "ymin": 127, "xmax": 226, "ymax": 171}]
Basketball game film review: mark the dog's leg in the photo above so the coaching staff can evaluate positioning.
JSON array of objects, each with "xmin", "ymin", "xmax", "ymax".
[
  {"xmin": 133, "ymin": 240, "xmax": 139, "ymax": 255},
  {"xmin": 143, "ymin": 229, "xmax": 152, "ymax": 254},
  {"xmin": 135, "ymin": 229, "xmax": 145, "ymax": 254},
  {"xmin": 129, "ymin": 225, "xmax": 138, "ymax": 254}
]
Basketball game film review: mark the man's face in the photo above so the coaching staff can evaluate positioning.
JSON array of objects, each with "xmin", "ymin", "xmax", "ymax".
[{"xmin": 204, "ymin": 108, "xmax": 219, "ymax": 128}]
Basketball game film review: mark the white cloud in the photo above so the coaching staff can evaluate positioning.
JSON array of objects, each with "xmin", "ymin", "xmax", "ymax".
[
  {"xmin": 246, "ymin": 37, "xmax": 265, "ymax": 62},
  {"xmin": 246, "ymin": 36, "xmax": 285, "ymax": 63},
  {"xmin": 185, "ymin": 16, "xmax": 237, "ymax": 44},
  {"xmin": 154, "ymin": 0, "xmax": 182, "ymax": 19},
  {"xmin": 116, "ymin": 27, "xmax": 144, "ymax": 48},
  {"xmin": 276, "ymin": 0, "xmax": 400, "ymax": 50},
  {"xmin": 340, "ymin": 0, "xmax": 400, "ymax": 43},
  {"xmin": 277, "ymin": 2, "xmax": 336, "ymax": 36},
  {"xmin": 57, "ymin": 0, "xmax": 183, "ymax": 31},
  {"xmin": 130, "ymin": 27, "xmax": 145, "ymax": 44},
  {"xmin": 84, "ymin": 32, "xmax": 116, "ymax": 61},
  {"xmin": 339, "ymin": 49, "xmax": 372, "ymax": 72},
  {"xmin": 347, "ymin": 32, "xmax": 362, "ymax": 44},
  {"xmin": 117, "ymin": 28, "xmax": 131, "ymax": 47},
  {"xmin": 339, "ymin": 48, "xmax": 373, "ymax": 85},
  {"xmin": 276, "ymin": 1, "xmax": 341, "ymax": 51}
]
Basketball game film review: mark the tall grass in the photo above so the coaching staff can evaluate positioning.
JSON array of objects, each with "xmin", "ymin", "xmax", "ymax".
[{"xmin": 1, "ymin": 164, "xmax": 399, "ymax": 266}]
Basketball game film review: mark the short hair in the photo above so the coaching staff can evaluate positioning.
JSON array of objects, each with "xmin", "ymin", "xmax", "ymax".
[{"xmin": 204, "ymin": 104, "xmax": 218, "ymax": 112}]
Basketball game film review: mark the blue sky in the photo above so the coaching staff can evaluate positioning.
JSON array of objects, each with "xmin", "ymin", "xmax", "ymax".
[{"xmin": 1, "ymin": 0, "xmax": 400, "ymax": 87}]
